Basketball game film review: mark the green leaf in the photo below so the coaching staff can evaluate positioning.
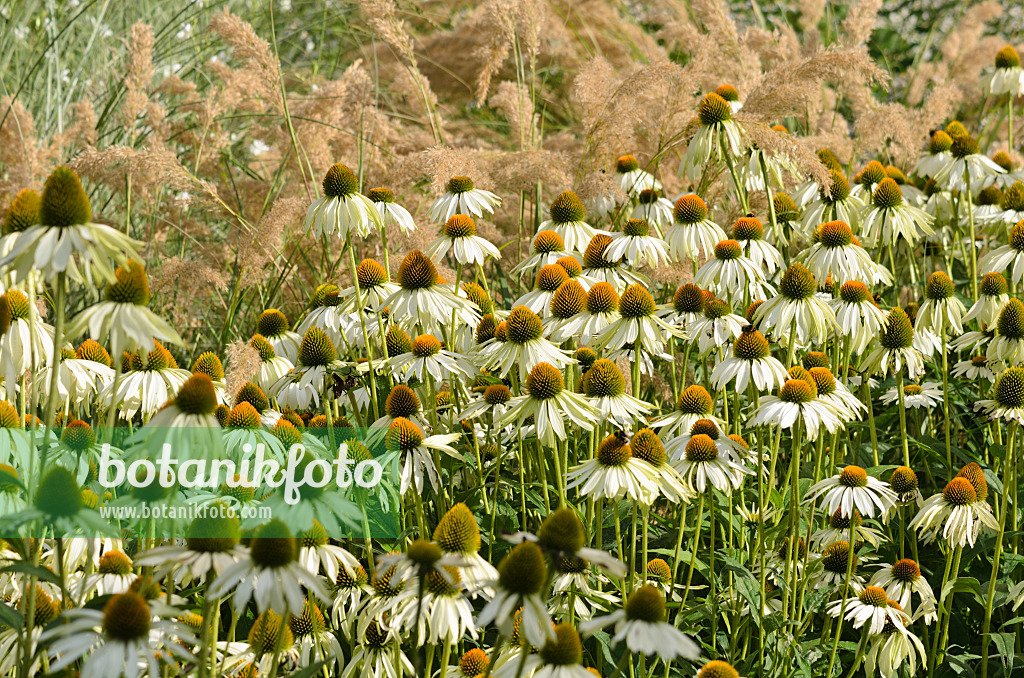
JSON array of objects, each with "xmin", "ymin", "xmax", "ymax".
[
  {"xmin": 992, "ymin": 632, "xmax": 1015, "ymax": 670},
  {"xmin": 0, "ymin": 602, "xmax": 23, "ymax": 630},
  {"xmin": 0, "ymin": 562, "xmax": 61, "ymax": 586},
  {"xmin": 288, "ymin": 660, "xmax": 328, "ymax": 678}
]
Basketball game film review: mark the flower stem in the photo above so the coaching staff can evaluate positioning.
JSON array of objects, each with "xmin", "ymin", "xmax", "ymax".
[
  {"xmin": 896, "ymin": 370, "xmax": 911, "ymax": 467},
  {"xmin": 980, "ymin": 420, "xmax": 1017, "ymax": 678},
  {"xmin": 824, "ymin": 521, "xmax": 857, "ymax": 677}
]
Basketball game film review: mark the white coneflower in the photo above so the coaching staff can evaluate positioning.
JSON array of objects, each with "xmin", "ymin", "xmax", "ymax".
[
  {"xmin": 810, "ymin": 508, "xmax": 883, "ymax": 550},
  {"xmin": 870, "ymin": 559, "xmax": 938, "ymax": 624},
  {"xmin": 340, "ymin": 259, "xmax": 400, "ymax": 312},
  {"xmin": 650, "ymin": 384, "xmax": 722, "ymax": 437},
  {"xmin": 828, "ymin": 586, "xmax": 912, "ymax": 635},
  {"xmin": 830, "ymin": 281, "xmax": 885, "ymax": 355},
  {"xmin": 801, "ymin": 170, "xmax": 865, "ymax": 235},
  {"xmin": 849, "ymin": 160, "xmax": 888, "ymax": 201},
  {"xmin": 916, "ymin": 271, "xmax": 966, "ymax": 335},
  {"xmin": 696, "ymin": 660, "xmax": 746, "ymax": 678},
  {"xmin": 43, "ymin": 592, "xmax": 195, "ymax": 678},
  {"xmin": 594, "ymin": 284, "xmax": 683, "ymax": 353},
  {"xmin": 515, "ymin": 264, "xmax": 571, "ymax": 318},
  {"xmin": 804, "ymin": 220, "xmax": 889, "ymax": 286},
  {"xmin": 566, "ymin": 432, "xmax": 661, "ymax": 504},
  {"xmin": 582, "ymin": 358, "xmax": 652, "ymax": 429},
  {"xmin": 219, "ymin": 609, "xmax": 300, "ymax": 675},
  {"xmin": 208, "ymin": 519, "xmax": 332, "ymax": 615},
  {"xmin": 0, "ymin": 167, "xmax": 140, "ymax": 284},
  {"xmin": 732, "ymin": 215, "xmax": 783, "ymax": 275},
  {"xmin": 934, "ymin": 134, "xmax": 1005, "ymax": 193},
  {"xmin": 66, "ymin": 259, "xmax": 182, "ymax": 357},
  {"xmin": 494, "ymin": 623, "xmax": 598, "ymax": 678},
  {"xmin": 559, "ymin": 282, "xmax": 620, "ymax": 345},
  {"xmin": 984, "ymin": 45, "xmax": 1024, "ymax": 96},
  {"xmin": 665, "ymin": 194, "xmax": 726, "ymax": 263},
  {"xmin": 615, "ymin": 154, "xmax": 661, "ymax": 195},
  {"xmin": 243, "ymin": 336, "xmax": 291, "ymax": 401},
  {"xmin": 270, "ymin": 327, "xmax": 343, "ymax": 410},
  {"xmin": 486, "ymin": 306, "xmax": 574, "ymax": 380},
  {"xmin": 32, "ymin": 342, "xmax": 113, "ymax": 411},
  {"xmin": 290, "ymin": 599, "xmax": 345, "ymax": 670},
  {"xmin": 964, "ymin": 272, "xmax": 1010, "ymax": 327},
  {"xmin": 749, "ymin": 378, "xmax": 844, "ymax": 442},
  {"xmin": 605, "ymin": 218, "xmax": 670, "ymax": 268},
  {"xmin": 0, "ymin": 289, "xmax": 53, "ymax": 388},
  {"xmin": 385, "ymin": 417, "xmax": 462, "ymax": 494},
  {"xmin": 381, "ymin": 250, "xmax": 480, "ymax": 336},
  {"xmin": 477, "ymin": 542, "xmax": 557, "ymax": 648},
  {"xmin": 671, "ymin": 432, "xmax": 750, "ymax": 494},
  {"xmin": 103, "ymin": 342, "xmax": 191, "ymax": 420},
  {"xmin": 434, "ymin": 503, "xmax": 498, "ymax": 597},
  {"xmin": 499, "ymin": 362, "xmax": 596, "ymax": 448},
  {"xmin": 881, "ymin": 382, "xmax": 943, "ymax": 410},
  {"xmin": 696, "ymin": 239, "xmax": 772, "ymax": 304},
  {"xmin": 952, "ymin": 354, "xmax": 999, "ymax": 382},
  {"xmin": 426, "ymin": 214, "xmax": 501, "ymax": 266},
  {"xmin": 629, "ymin": 427, "xmax": 690, "ymax": 502},
  {"xmin": 367, "ymin": 187, "xmax": 416, "ymax": 235},
  {"xmin": 540, "ymin": 190, "xmax": 599, "ymax": 254},
  {"xmin": 664, "ymin": 418, "xmax": 751, "ymax": 468},
  {"xmin": 806, "ymin": 465, "xmax": 897, "ymax": 519},
  {"xmin": 293, "ymin": 283, "xmax": 348, "ymax": 347},
  {"xmin": 794, "ymin": 149, "xmax": 842, "ymax": 205},
  {"xmin": 975, "ymin": 184, "xmax": 1008, "ymax": 227},
  {"xmin": 809, "ymin": 366, "xmax": 866, "ymax": 420},
  {"xmin": 989, "ymin": 298, "xmax": 1024, "ymax": 365},
  {"xmin": 860, "ymin": 178, "xmax": 935, "ymax": 247},
  {"xmin": 864, "ymin": 615, "xmax": 928, "ymax": 678},
  {"xmin": 304, "ymin": 163, "xmax": 383, "ymax": 240},
  {"xmin": 341, "ymin": 621, "xmax": 413, "ymax": 678},
  {"xmin": 631, "ymin": 188, "xmax": 675, "ymax": 235},
  {"xmin": 387, "ymin": 334, "xmax": 474, "ymax": 382},
  {"xmin": 581, "ymin": 233, "xmax": 647, "ymax": 292},
  {"xmin": 984, "ymin": 180, "xmax": 1024, "ymax": 234},
  {"xmin": 580, "ymin": 586, "xmax": 700, "ymax": 661},
  {"xmin": 913, "ymin": 130, "xmax": 954, "ymax": 178},
  {"xmin": 543, "ymin": 279, "xmax": 589, "ymax": 343},
  {"xmin": 679, "ymin": 92, "xmax": 746, "ymax": 179},
  {"xmin": 979, "ymin": 219, "xmax": 1024, "ymax": 286},
  {"xmin": 766, "ymin": 191, "xmax": 800, "ymax": 247},
  {"xmin": 135, "ymin": 506, "xmax": 247, "ymax": 586},
  {"xmin": 885, "ymin": 165, "xmax": 925, "ymax": 204},
  {"xmin": 711, "ymin": 326, "xmax": 788, "ymax": 393},
  {"xmin": 85, "ymin": 550, "xmax": 137, "ymax": 595},
  {"xmin": 549, "ymin": 555, "xmax": 619, "ymax": 620},
  {"xmin": 256, "ymin": 308, "xmax": 302, "ymax": 363},
  {"xmin": 145, "ymin": 373, "xmax": 221, "ymax": 427},
  {"xmin": 430, "ymin": 175, "xmax": 501, "ymax": 223},
  {"xmin": 758, "ymin": 263, "xmax": 839, "ymax": 349},
  {"xmin": 512, "ymin": 230, "xmax": 576, "ymax": 279},
  {"xmin": 689, "ymin": 297, "xmax": 748, "ymax": 356},
  {"xmin": 862, "ymin": 308, "xmax": 926, "ymax": 380},
  {"xmin": 298, "ymin": 520, "xmax": 360, "ymax": 582},
  {"xmin": 372, "ymin": 383, "xmax": 429, "ymax": 432},
  {"xmin": 811, "ymin": 539, "xmax": 863, "ymax": 591},
  {"xmin": 909, "ymin": 476, "xmax": 999, "ymax": 548},
  {"xmin": 392, "ymin": 564, "xmax": 476, "ymax": 643},
  {"xmin": 975, "ymin": 365, "xmax": 1024, "ymax": 423},
  {"xmin": 657, "ymin": 282, "xmax": 706, "ymax": 334}
]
